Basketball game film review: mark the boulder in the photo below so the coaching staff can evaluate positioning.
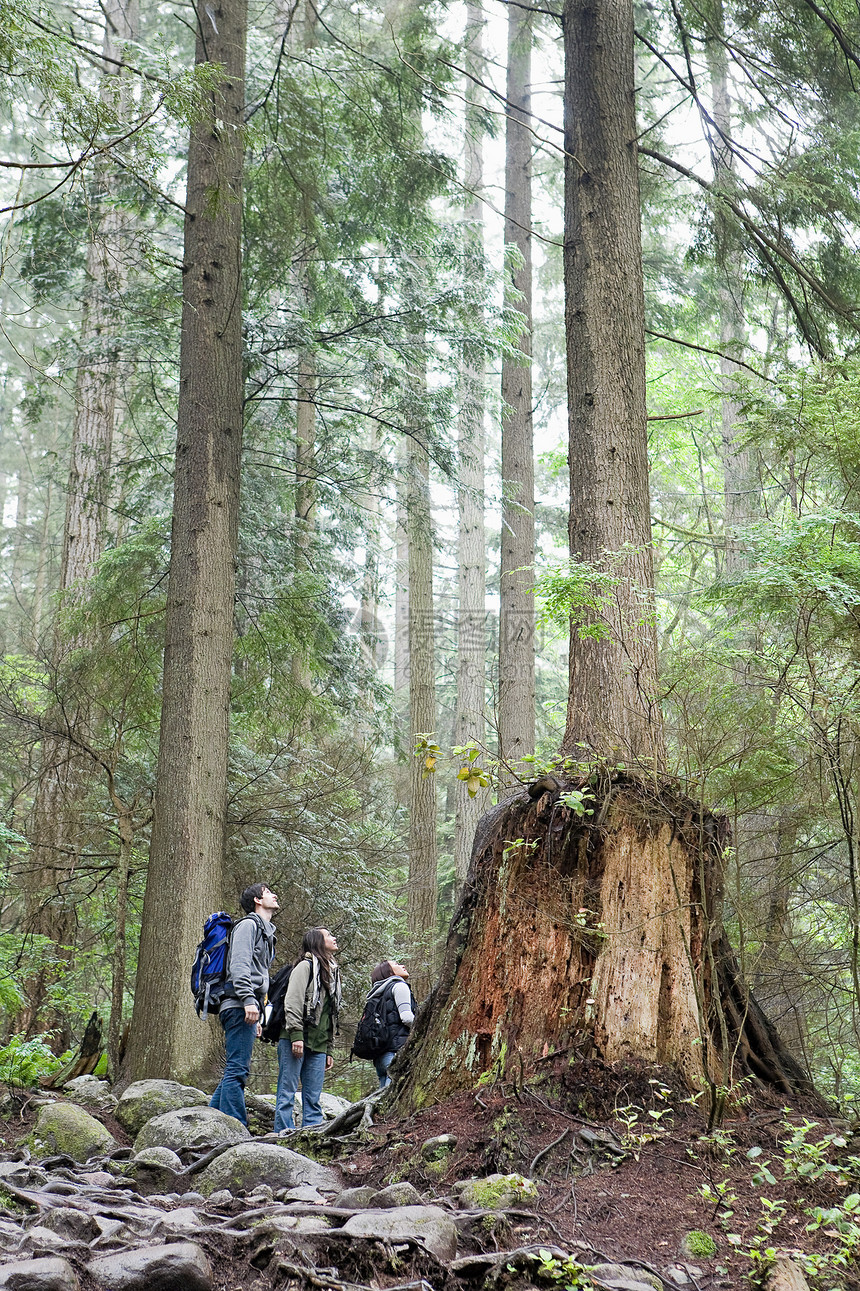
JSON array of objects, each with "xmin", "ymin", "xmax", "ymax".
[
  {"xmin": 133, "ymin": 1106, "xmax": 249, "ymax": 1154},
  {"xmin": 282, "ymin": 1185, "xmax": 326, "ymax": 1204},
  {"xmin": 370, "ymin": 1182, "xmax": 423, "ymax": 1208},
  {"xmin": 152, "ymin": 1208, "xmax": 203, "ymax": 1237},
  {"xmin": 0, "ymin": 1257, "xmax": 79, "ymax": 1291},
  {"xmin": 32, "ymin": 1104, "xmax": 117, "ymax": 1163},
  {"xmin": 87, "ymin": 1241, "xmax": 212, "ymax": 1291},
  {"xmin": 194, "ymin": 1142, "xmax": 338, "ymax": 1197},
  {"xmin": 319, "ymin": 1093, "xmax": 351, "ymax": 1118},
  {"xmin": 115, "ymin": 1081, "xmax": 208, "ymax": 1137},
  {"xmin": 131, "ymin": 1147, "xmax": 183, "ymax": 1171},
  {"xmin": 340, "ymin": 1205, "xmax": 458, "ymax": 1261},
  {"xmin": 64, "ymin": 1082, "xmax": 117, "ymax": 1116},
  {"xmin": 768, "ymin": 1257, "xmax": 811, "ymax": 1291}
]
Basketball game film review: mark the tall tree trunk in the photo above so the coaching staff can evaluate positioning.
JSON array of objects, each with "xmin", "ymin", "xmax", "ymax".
[
  {"xmin": 563, "ymin": 0, "xmax": 662, "ymax": 767},
  {"xmin": 22, "ymin": 0, "xmax": 139, "ymax": 1042},
  {"xmin": 407, "ymin": 394, "xmax": 437, "ymax": 997},
  {"xmin": 291, "ymin": 349, "xmax": 316, "ymax": 692},
  {"xmin": 391, "ymin": 0, "xmax": 811, "ymax": 1116},
  {"xmin": 498, "ymin": 1, "xmax": 535, "ymax": 780},
  {"xmin": 703, "ymin": 1, "xmax": 756, "ymax": 575},
  {"xmin": 454, "ymin": 0, "xmax": 488, "ymax": 890},
  {"xmin": 125, "ymin": 0, "xmax": 247, "ymax": 1083},
  {"xmin": 394, "ymin": 438, "xmax": 410, "ymax": 707}
]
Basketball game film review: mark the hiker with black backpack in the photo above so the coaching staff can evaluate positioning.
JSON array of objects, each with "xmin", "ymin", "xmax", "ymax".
[
  {"xmin": 274, "ymin": 927, "xmax": 342, "ymax": 1134},
  {"xmin": 207, "ymin": 883, "xmax": 278, "ymax": 1127},
  {"xmin": 352, "ymin": 960, "xmax": 415, "ymax": 1088}
]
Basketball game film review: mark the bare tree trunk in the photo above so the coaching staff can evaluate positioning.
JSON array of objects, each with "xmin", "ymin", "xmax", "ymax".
[
  {"xmin": 22, "ymin": 0, "xmax": 139, "ymax": 1042},
  {"xmin": 498, "ymin": 1, "xmax": 535, "ymax": 779},
  {"xmin": 291, "ymin": 350, "xmax": 316, "ymax": 691},
  {"xmin": 394, "ymin": 438, "xmax": 410, "ymax": 706},
  {"xmin": 407, "ymin": 392, "xmax": 437, "ymax": 997},
  {"xmin": 125, "ymin": 0, "xmax": 247, "ymax": 1084},
  {"xmin": 703, "ymin": 3, "xmax": 756, "ymax": 574},
  {"xmin": 454, "ymin": 0, "xmax": 488, "ymax": 888},
  {"xmin": 562, "ymin": 0, "xmax": 663, "ymax": 767}
]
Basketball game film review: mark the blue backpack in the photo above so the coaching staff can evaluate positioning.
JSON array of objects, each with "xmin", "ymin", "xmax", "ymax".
[{"xmin": 190, "ymin": 911, "xmax": 246, "ymax": 1017}]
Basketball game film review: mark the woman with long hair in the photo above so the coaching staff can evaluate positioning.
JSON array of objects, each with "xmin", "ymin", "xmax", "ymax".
[{"xmin": 274, "ymin": 927, "xmax": 342, "ymax": 1133}]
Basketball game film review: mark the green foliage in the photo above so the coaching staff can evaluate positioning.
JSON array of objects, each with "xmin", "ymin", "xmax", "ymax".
[
  {"xmin": 0, "ymin": 1034, "xmax": 63, "ymax": 1087},
  {"xmin": 536, "ymin": 1249, "xmax": 595, "ymax": 1290}
]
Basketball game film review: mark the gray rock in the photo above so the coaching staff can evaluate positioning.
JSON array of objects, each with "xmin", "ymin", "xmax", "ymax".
[
  {"xmin": 247, "ymin": 1184, "xmax": 274, "ymax": 1204},
  {"xmin": 32, "ymin": 1104, "xmax": 117, "ymax": 1163},
  {"xmin": 62, "ymin": 1076, "xmax": 98, "ymax": 1090},
  {"xmin": 115, "ymin": 1080, "xmax": 208, "ymax": 1136},
  {"xmin": 39, "ymin": 1209, "xmax": 100, "ymax": 1244},
  {"xmin": 16, "ymin": 1229, "xmax": 73, "ymax": 1257},
  {"xmin": 0, "ymin": 1257, "xmax": 79, "ymax": 1290},
  {"xmin": 195, "ymin": 1143, "xmax": 338, "ymax": 1197},
  {"xmin": 281, "ymin": 1185, "xmax": 325, "ymax": 1204},
  {"xmin": 133, "ymin": 1106, "xmax": 249, "ymax": 1154},
  {"xmin": 64, "ymin": 1082, "xmax": 117, "ymax": 1116},
  {"xmin": 370, "ymin": 1182, "xmax": 423, "ymax": 1208},
  {"xmin": 206, "ymin": 1190, "xmax": 233, "ymax": 1207},
  {"xmin": 319, "ymin": 1093, "xmax": 351, "ymax": 1117},
  {"xmin": 88, "ymin": 1241, "xmax": 212, "ymax": 1290},
  {"xmin": 131, "ymin": 1147, "xmax": 183, "ymax": 1171},
  {"xmin": 588, "ymin": 1265, "xmax": 663, "ymax": 1291},
  {"xmin": 340, "ymin": 1205, "xmax": 458, "ymax": 1261},
  {"xmin": 454, "ymin": 1173, "xmax": 538, "ymax": 1209},
  {"xmin": 421, "ymin": 1134, "xmax": 457, "ymax": 1160},
  {"xmin": 332, "ymin": 1186, "xmax": 377, "ymax": 1209},
  {"xmin": 151, "ymin": 1208, "xmax": 202, "ymax": 1237},
  {"xmin": 0, "ymin": 1164, "xmax": 48, "ymax": 1190},
  {"xmin": 180, "ymin": 1192, "xmax": 205, "ymax": 1204},
  {"xmin": 260, "ymin": 1214, "xmax": 331, "ymax": 1235}
]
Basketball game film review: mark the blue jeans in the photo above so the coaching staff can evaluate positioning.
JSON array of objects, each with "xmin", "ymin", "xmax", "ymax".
[
  {"xmin": 209, "ymin": 1006, "xmax": 257, "ymax": 1126},
  {"xmin": 374, "ymin": 1050, "xmax": 396, "ymax": 1088},
  {"xmin": 275, "ymin": 1041, "xmax": 327, "ymax": 1132}
]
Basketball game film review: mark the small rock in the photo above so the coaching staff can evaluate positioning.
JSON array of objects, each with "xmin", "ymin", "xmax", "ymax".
[
  {"xmin": 77, "ymin": 1173, "xmax": 116, "ymax": 1188},
  {"xmin": 421, "ymin": 1134, "xmax": 457, "ymax": 1160},
  {"xmin": 370, "ymin": 1182, "xmax": 423, "ymax": 1208},
  {"xmin": 0, "ymin": 1164, "xmax": 48, "ymax": 1190},
  {"xmin": 768, "ymin": 1257, "xmax": 812, "ymax": 1291},
  {"xmin": 39, "ymin": 1208, "xmax": 100, "ymax": 1243},
  {"xmin": 247, "ymin": 1185, "xmax": 274, "ymax": 1204},
  {"xmin": 207, "ymin": 1190, "xmax": 233, "ymax": 1207},
  {"xmin": 180, "ymin": 1192, "xmax": 206, "ymax": 1204},
  {"xmin": 665, "ymin": 1268, "xmax": 691, "ymax": 1287},
  {"xmin": 65, "ymin": 1082, "xmax": 117, "ymax": 1115},
  {"xmin": 17, "ymin": 1228, "xmax": 74, "ymax": 1256},
  {"xmin": 0, "ymin": 1256, "xmax": 80, "ymax": 1290},
  {"xmin": 455, "ymin": 1173, "xmax": 538, "ymax": 1210},
  {"xmin": 62, "ymin": 1076, "xmax": 98, "ymax": 1090},
  {"xmin": 332, "ymin": 1186, "xmax": 377, "ymax": 1209},
  {"xmin": 588, "ymin": 1265, "xmax": 663, "ymax": 1291},
  {"xmin": 132, "ymin": 1146, "xmax": 183, "ymax": 1170},
  {"xmin": 282, "ymin": 1185, "xmax": 325, "ymax": 1204},
  {"xmin": 152, "ymin": 1208, "xmax": 203, "ymax": 1237},
  {"xmin": 87, "ymin": 1240, "xmax": 212, "ymax": 1291}
]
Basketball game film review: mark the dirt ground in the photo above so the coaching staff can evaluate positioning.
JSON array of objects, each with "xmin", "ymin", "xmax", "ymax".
[{"xmin": 1, "ymin": 1057, "xmax": 858, "ymax": 1291}]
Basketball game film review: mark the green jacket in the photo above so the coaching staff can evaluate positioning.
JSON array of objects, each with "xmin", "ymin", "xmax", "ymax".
[{"xmin": 281, "ymin": 955, "xmax": 340, "ymax": 1055}]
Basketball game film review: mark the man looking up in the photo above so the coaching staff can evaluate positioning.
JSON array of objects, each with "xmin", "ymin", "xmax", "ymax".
[{"xmin": 209, "ymin": 883, "xmax": 278, "ymax": 1126}]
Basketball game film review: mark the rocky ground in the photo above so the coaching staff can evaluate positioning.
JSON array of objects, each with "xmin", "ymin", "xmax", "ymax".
[{"xmin": 0, "ymin": 1059, "xmax": 856, "ymax": 1291}]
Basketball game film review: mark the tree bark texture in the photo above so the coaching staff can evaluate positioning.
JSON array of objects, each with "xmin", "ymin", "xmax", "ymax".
[
  {"xmin": 498, "ymin": 1, "xmax": 535, "ymax": 778},
  {"xmin": 126, "ymin": 0, "xmax": 247, "ymax": 1083},
  {"xmin": 703, "ymin": 4, "xmax": 756, "ymax": 575},
  {"xmin": 407, "ymin": 415, "xmax": 438, "ymax": 997},
  {"xmin": 391, "ymin": 778, "xmax": 813, "ymax": 1109},
  {"xmin": 23, "ymin": 0, "xmax": 139, "ymax": 1040},
  {"xmin": 455, "ymin": 0, "xmax": 488, "ymax": 889},
  {"xmin": 563, "ymin": 0, "xmax": 663, "ymax": 767}
]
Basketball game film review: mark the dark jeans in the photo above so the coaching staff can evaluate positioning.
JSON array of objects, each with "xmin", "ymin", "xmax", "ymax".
[{"xmin": 209, "ymin": 1006, "xmax": 256, "ymax": 1126}]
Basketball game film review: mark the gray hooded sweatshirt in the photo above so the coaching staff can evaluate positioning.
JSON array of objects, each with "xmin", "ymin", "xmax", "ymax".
[{"xmin": 220, "ymin": 914, "xmax": 277, "ymax": 1013}]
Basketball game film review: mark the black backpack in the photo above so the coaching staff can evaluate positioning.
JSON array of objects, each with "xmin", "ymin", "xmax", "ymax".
[
  {"xmin": 351, "ymin": 980, "xmax": 398, "ymax": 1059},
  {"xmin": 259, "ymin": 962, "xmax": 294, "ymax": 1044}
]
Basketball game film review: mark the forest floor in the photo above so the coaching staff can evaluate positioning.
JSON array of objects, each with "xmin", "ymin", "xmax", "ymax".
[{"xmin": 1, "ymin": 1056, "xmax": 858, "ymax": 1291}]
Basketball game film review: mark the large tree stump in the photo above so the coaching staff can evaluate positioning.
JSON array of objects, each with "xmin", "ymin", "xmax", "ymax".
[{"xmin": 392, "ymin": 776, "xmax": 812, "ymax": 1111}]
